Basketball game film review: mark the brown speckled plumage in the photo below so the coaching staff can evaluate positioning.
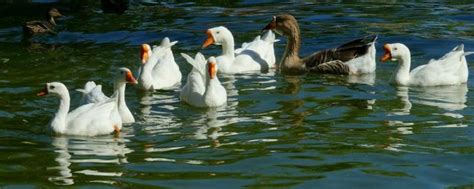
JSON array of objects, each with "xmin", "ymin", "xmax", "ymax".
[{"xmin": 23, "ymin": 8, "xmax": 63, "ymax": 36}]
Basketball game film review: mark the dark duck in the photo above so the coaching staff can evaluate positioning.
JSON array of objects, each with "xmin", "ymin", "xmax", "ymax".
[{"xmin": 23, "ymin": 8, "xmax": 63, "ymax": 36}]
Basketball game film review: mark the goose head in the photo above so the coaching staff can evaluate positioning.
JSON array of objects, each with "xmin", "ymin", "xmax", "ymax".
[
  {"xmin": 262, "ymin": 14, "xmax": 299, "ymax": 36},
  {"xmin": 381, "ymin": 43, "xmax": 410, "ymax": 63},
  {"xmin": 116, "ymin": 67, "xmax": 138, "ymax": 85},
  {"xmin": 207, "ymin": 56, "xmax": 218, "ymax": 80},
  {"xmin": 37, "ymin": 82, "xmax": 68, "ymax": 97},
  {"xmin": 202, "ymin": 26, "xmax": 233, "ymax": 48},
  {"xmin": 140, "ymin": 44, "xmax": 152, "ymax": 64}
]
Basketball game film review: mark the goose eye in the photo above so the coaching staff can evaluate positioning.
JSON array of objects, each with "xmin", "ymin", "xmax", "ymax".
[
  {"xmin": 216, "ymin": 31, "xmax": 220, "ymax": 34},
  {"xmin": 49, "ymin": 86, "xmax": 55, "ymax": 90},
  {"xmin": 394, "ymin": 47, "xmax": 398, "ymax": 51}
]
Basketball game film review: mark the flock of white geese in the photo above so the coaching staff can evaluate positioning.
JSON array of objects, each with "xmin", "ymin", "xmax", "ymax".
[{"xmin": 37, "ymin": 14, "xmax": 473, "ymax": 136}]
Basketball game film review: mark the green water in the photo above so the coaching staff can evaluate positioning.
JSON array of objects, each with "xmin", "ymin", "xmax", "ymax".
[{"xmin": 0, "ymin": 1, "xmax": 473, "ymax": 188}]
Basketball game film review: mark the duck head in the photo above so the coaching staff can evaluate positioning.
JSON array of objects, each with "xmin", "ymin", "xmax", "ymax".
[
  {"xmin": 381, "ymin": 43, "xmax": 410, "ymax": 62},
  {"xmin": 48, "ymin": 8, "xmax": 63, "ymax": 18},
  {"xmin": 202, "ymin": 26, "xmax": 233, "ymax": 48},
  {"xmin": 38, "ymin": 82, "xmax": 68, "ymax": 97},
  {"xmin": 262, "ymin": 14, "xmax": 298, "ymax": 36}
]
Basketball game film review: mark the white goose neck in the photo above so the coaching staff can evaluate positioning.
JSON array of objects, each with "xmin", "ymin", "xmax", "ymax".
[
  {"xmin": 204, "ymin": 77, "xmax": 221, "ymax": 102},
  {"xmin": 51, "ymin": 90, "xmax": 70, "ymax": 134},
  {"xmin": 138, "ymin": 57, "xmax": 157, "ymax": 89},
  {"xmin": 220, "ymin": 33, "xmax": 235, "ymax": 58},
  {"xmin": 139, "ymin": 64, "xmax": 152, "ymax": 78},
  {"xmin": 206, "ymin": 77, "xmax": 220, "ymax": 89},
  {"xmin": 114, "ymin": 82, "xmax": 127, "ymax": 108},
  {"xmin": 393, "ymin": 52, "xmax": 411, "ymax": 85}
]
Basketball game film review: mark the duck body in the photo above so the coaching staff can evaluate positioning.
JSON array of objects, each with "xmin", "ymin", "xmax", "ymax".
[
  {"xmin": 202, "ymin": 26, "xmax": 277, "ymax": 74},
  {"xmin": 263, "ymin": 14, "xmax": 377, "ymax": 75},
  {"xmin": 382, "ymin": 43, "xmax": 470, "ymax": 86},
  {"xmin": 23, "ymin": 20, "xmax": 56, "ymax": 35},
  {"xmin": 138, "ymin": 37, "xmax": 181, "ymax": 90},
  {"xmin": 180, "ymin": 53, "xmax": 227, "ymax": 107},
  {"xmin": 23, "ymin": 8, "xmax": 63, "ymax": 36},
  {"xmin": 77, "ymin": 68, "xmax": 138, "ymax": 124},
  {"xmin": 39, "ymin": 82, "xmax": 122, "ymax": 136}
]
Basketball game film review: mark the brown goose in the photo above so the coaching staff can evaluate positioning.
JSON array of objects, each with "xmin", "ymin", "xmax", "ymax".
[
  {"xmin": 262, "ymin": 14, "xmax": 377, "ymax": 75},
  {"xmin": 23, "ymin": 8, "xmax": 63, "ymax": 36}
]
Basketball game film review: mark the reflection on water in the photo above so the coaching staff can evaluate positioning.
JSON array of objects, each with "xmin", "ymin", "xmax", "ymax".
[
  {"xmin": 48, "ymin": 136, "xmax": 132, "ymax": 185},
  {"xmin": 1, "ymin": 1, "xmax": 474, "ymax": 188},
  {"xmin": 48, "ymin": 137, "xmax": 73, "ymax": 185},
  {"xmin": 137, "ymin": 89, "xmax": 180, "ymax": 123},
  {"xmin": 282, "ymin": 75, "xmax": 301, "ymax": 95},
  {"xmin": 392, "ymin": 86, "xmax": 412, "ymax": 116},
  {"xmin": 387, "ymin": 84, "xmax": 468, "ymax": 137},
  {"xmin": 410, "ymin": 84, "xmax": 468, "ymax": 112},
  {"xmin": 392, "ymin": 84, "xmax": 468, "ymax": 116},
  {"xmin": 347, "ymin": 73, "xmax": 376, "ymax": 86}
]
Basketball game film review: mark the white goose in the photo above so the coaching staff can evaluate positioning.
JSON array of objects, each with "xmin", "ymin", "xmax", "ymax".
[
  {"xmin": 180, "ymin": 53, "xmax": 227, "ymax": 107},
  {"xmin": 77, "ymin": 67, "xmax": 138, "ymax": 124},
  {"xmin": 77, "ymin": 81, "xmax": 108, "ymax": 105},
  {"xmin": 138, "ymin": 37, "xmax": 181, "ymax": 90},
  {"xmin": 381, "ymin": 43, "xmax": 472, "ymax": 86},
  {"xmin": 202, "ymin": 26, "xmax": 278, "ymax": 73},
  {"xmin": 179, "ymin": 52, "xmax": 206, "ymax": 104},
  {"xmin": 38, "ymin": 82, "xmax": 122, "ymax": 136}
]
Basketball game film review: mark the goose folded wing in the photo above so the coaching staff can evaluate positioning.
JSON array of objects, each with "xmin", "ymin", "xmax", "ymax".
[
  {"xmin": 303, "ymin": 35, "xmax": 376, "ymax": 69},
  {"xmin": 308, "ymin": 60, "xmax": 350, "ymax": 75}
]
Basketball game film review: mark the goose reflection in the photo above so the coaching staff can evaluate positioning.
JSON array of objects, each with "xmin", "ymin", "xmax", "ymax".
[
  {"xmin": 410, "ymin": 84, "xmax": 468, "ymax": 112},
  {"xmin": 192, "ymin": 107, "xmax": 233, "ymax": 148},
  {"xmin": 347, "ymin": 73, "xmax": 376, "ymax": 86},
  {"xmin": 48, "ymin": 136, "xmax": 133, "ymax": 185},
  {"xmin": 192, "ymin": 74, "xmax": 276, "ymax": 146},
  {"xmin": 387, "ymin": 84, "xmax": 467, "ymax": 136},
  {"xmin": 392, "ymin": 84, "xmax": 468, "ymax": 114},
  {"xmin": 347, "ymin": 73, "xmax": 377, "ymax": 110},
  {"xmin": 282, "ymin": 75, "xmax": 302, "ymax": 94},
  {"xmin": 192, "ymin": 75, "xmax": 240, "ymax": 148},
  {"xmin": 48, "ymin": 137, "xmax": 73, "ymax": 185},
  {"xmin": 137, "ymin": 90, "xmax": 180, "ymax": 125},
  {"xmin": 391, "ymin": 86, "xmax": 412, "ymax": 116}
]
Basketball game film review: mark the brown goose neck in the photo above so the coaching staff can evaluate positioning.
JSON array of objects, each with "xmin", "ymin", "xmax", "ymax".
[
  {"xmin": 282, "ymin": 22, "xmax": 301, "ymax": 63},
  {"xmin": 286, "ymin": 31, "xmax": 300, "ymax": 57}
]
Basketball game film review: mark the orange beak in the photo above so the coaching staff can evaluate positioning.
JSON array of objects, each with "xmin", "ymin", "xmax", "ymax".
[
  {"xmin": 202, "ymin": 30, "xmax": 215, "ymax": 49},
  {"xmin": 37, "ymin": 85, "xmax": 48, "ymax": 96},
  {"xmin": 140, "ymin": 44, "xmax": 150, "ymax": 64},
  {"xmin": 208, "ymin": 62, "xmax": 217, "ymax": 79},
  {"xmin": 262, "ymin": 16, "xmax": 277, "ymax": 32},
  {"xmin": 381, "ymin": 44, "xmax": 392, "ymax": 62},
  {"xmin": 126, "ymin": 71, "xmax": 138, "ymax": 84}
]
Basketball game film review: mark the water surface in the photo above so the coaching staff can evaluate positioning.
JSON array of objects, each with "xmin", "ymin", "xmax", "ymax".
[{"xmin": 0, "ymin": 1, "xmax": 473, "ymax": 188}]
